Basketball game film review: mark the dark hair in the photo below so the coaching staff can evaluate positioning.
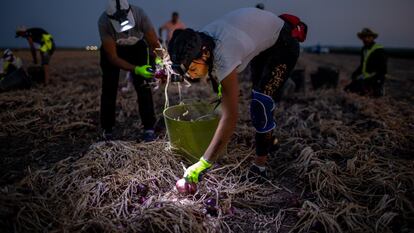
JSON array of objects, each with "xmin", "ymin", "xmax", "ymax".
[
  {"xmin": 198, "ymin": 32, "xmax": 219, "ymax": 93},
  {"xmin": 168, "ymin": 29, "xmax": 215, "ymax": 74},
  {"xmin": 168, "ymin": 29, "xmax": 202, "ymax": 74},
  {"xmin": 168, "ymin": 28, "xmax": 219, "ymax": 92},
  {"xmin": 256, "ymin": 3, "xmax": 264, "ymax": 10},
  {"xmin": 172, "ymin": 12, "xmax": 179, "ymax": 17}
]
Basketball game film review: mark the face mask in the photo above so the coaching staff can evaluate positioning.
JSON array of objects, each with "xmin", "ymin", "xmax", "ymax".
[{"xmin": 190, "ymin": 71, "xmax": 209, "ymax": 80}]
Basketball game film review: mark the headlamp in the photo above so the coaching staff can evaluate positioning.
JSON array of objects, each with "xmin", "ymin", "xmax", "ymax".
[
  {"xmin": 120, "ymin": 20, "xmax": 129, "ymax": 26},
  {"xmin": 108, "ymin": 0, "xmax": 131, "ymax": 27}
]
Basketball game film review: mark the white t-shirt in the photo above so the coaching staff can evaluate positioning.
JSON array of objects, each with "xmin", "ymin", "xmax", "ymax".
[{"xmin": 201, "ymin": 8, "xmax": 284, "ymax": 82}]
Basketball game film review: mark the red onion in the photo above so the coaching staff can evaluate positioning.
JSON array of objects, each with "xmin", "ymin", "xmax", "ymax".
[
  {"xmin": 137, "ymin": 196, "xmax": 147, "ymax": 204},
  {"xmin": 204, "ymin": 197, "xmax": 218, "ymax": 216},
  {"xmin": 204, "ymin": 198, "xmax": 216, "ymax": 207},
  {"xmin": 205, "ymin": 206, "xmax": 218, "ymax": 216},
  {"xmin": 155, "ymin": 203, "xmax": 163, "ymax": 208},
  {"xmin": 137, "ymin": 183, "xmax": 148, "ymax": 196},
  {"xmin": 207, "ymin": 208, "xmax": 218, "ymax": 217},
  {"xmin": 154, "ymin": 69, "xmax": 167, "ymax": 81},
  {"xmin": 175, "ymin": 178, "xmax": 197, "ymax": 194}
]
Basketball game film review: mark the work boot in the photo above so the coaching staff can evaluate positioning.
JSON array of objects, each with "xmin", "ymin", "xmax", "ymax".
[
  {"xmin": 242, "ymin": 164, "xmax": 268, "ymax": 184},
  {"xmin": 102, "ymin": 128, "xmax": 114, "ymax": 141},
  {"xmin": 142, "ymin": 129, "xmax": 156, "ymax": 142}
]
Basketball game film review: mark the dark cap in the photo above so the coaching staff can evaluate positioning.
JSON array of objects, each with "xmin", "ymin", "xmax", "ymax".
[{"xmin": 357, "ymin": 28, "xmax": 378, "ymax": 39}]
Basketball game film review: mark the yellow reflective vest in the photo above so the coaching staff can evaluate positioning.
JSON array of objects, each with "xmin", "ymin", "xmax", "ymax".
[
  {"xmin": 362, "ymin": 44, "xmax": 384, "ymax": 79},
  {"xmin": 40, "ymin": 34, "xmax": 53, "ymax": 53}
]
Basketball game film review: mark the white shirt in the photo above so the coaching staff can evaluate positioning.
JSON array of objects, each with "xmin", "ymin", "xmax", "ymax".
[{"xmin": 201, "ymin": 8, "xmax": 284, "ymax": 82}]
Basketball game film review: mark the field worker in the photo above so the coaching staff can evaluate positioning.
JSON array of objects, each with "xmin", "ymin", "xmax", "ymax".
[
  {"xmin": 15, "ymin": 26, "xmax": 55, "ymax": 84},
  {"xmin": 168, "ymin": 8, "xmax": 307, "ymax": 183},
  {"xmin": 0, "ymin": 49, "xmax": 30, "ymax": 92},
  {"xmin": 158, "ymin": 12, "xmax": 186, "ymax": 46},
  {"xmin": 98, "ymin": 0, "xmax": 161, "ymax": 141},
  {"xmin": 345, "ymin": 28, "xmax": 387, "ymax": 97},
  {"xmin": 0, "ymin": 49, "xmax": 23, "ymax": 77}
]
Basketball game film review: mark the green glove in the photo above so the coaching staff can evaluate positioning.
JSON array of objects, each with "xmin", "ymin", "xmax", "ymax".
[
  {"xmin": 134, "ymin": 65, "xmax": 153, "ymax": 79},
  {"xmin": 155, "ymin": 57, "xmax": 163, "ymax": 66},
  {"xmin": 184, "ymin": 157, "xmax": 212, "ymax": 183}
]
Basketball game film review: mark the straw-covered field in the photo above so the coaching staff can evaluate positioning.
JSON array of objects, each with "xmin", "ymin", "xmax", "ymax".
[{"xmin": 0, "ymin": 51, "xmax": 413, "ymax": 232}]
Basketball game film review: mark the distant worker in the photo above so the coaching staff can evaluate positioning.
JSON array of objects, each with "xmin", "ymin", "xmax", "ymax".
[
  {"xmin": 168, "ymin": 8, "xmax": 307, "ymax": 184},
  {"xmin": 256, "ymin": 3, "xmax": 265, "ymax": 10},
  {"xmin": 0, "ymin": 49, "xmax": 31, "ymax": 92},
  {"xmin": 158, "ymin": 12, "xmax": 186, "ymax": 46},
  {"xmin": 15, "ymin": 26, "xmax": 55, "ymax": 84},
  {"xmin": 0, "ymin": 49, "xmax": 23, "ymax": 77},
  {"xmin": 345, "ymin": 28, "xmax": 387, "ymax": 97},
  {"xmin": 98, "ymin": 0, "xmax": 161, "ymax": 141}
]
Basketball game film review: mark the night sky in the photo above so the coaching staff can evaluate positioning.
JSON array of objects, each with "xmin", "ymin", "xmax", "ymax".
[{"xmin": 1, "ymin": 0, "xmax": 413, "ymax": 48}]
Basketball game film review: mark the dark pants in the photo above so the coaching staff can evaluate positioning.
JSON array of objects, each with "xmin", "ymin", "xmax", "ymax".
[
  {"xmin": 345, "ymin": 76, "xmax": 385, "ymax": 97},
  {"xmin": 100, "ymin": 40, "xmax": 156, "ymax": 131},
  {"xmin": 250, "ymin": 23, "xmax": 300, "ymax": 156}
]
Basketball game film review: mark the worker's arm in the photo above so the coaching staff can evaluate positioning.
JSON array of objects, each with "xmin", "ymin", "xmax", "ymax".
[
  {"xmin": 144, "ymin": 27, "xmax": 162, "ymax": 57},
  {"xmin": 27, "ymin": 37, "xmax": 37, "ymax": 64},
  {"xmin": 183, "ymin": 70, "xmax": 239, "ymax": 183},
  {"xmin": 101, "ymin": 37, "xmax": 153, "ymax": 78},
  {"xmin": 101, "ymin": 37, "xmax": 135, "ymax": 72},
  {"xmin": 372, "ymin": 49, "xmax": 387, "ymax": 78},
  {"xmin": 351, "ymin": 48, "xmax": 364, "ymax": 80},
  {"xmin": 203, "ymin": 70, "xmax": 239, "ymax": 162}
]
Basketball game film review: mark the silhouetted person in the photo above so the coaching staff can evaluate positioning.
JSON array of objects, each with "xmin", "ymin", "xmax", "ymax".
[
  {"xmin": 159, "ymin": 12, "xmax": 186, "ymax": 46},
  {"xmin": 15, "ymin": 26, "xmax": 55, "ymax": 84},
  {"xmin": 168, "ymin": 8, "xmax": 307, "ymax": 184},
  {"xmin": 0, "ymin": 49, "xmax": 22, "ymax": 77},
  {"xmin": 98, "ymin": 0, "xmax": 161, "ymax": 141},
  {"xmin": 345, "ymin": 28, "xmax": 387, "ymax": 97},
  {"xmin": 0, "ymin": 49, "xmax": 31, "ymax": 92}
]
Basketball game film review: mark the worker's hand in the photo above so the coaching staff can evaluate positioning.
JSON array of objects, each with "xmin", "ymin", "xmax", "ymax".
[
  {"xmin": 155, "ymin": 57, "xmax": 163, "ymax": 66},
  {"xmin": 183, "ymin": 157, "xmax": 212, "ymax": 183},
  {"xmin": 134, "ymin": 65, "xmax": 154, "ymax": 79}
]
